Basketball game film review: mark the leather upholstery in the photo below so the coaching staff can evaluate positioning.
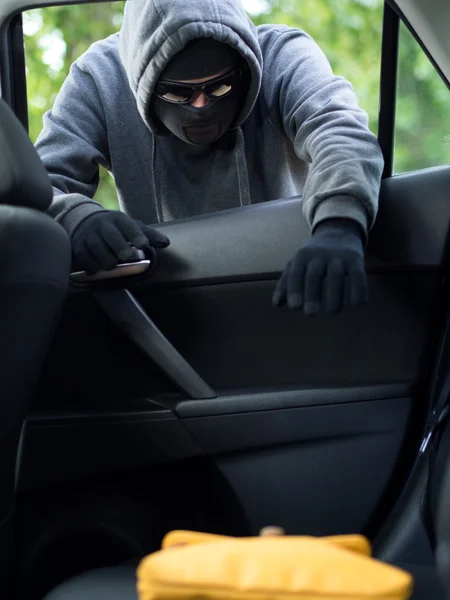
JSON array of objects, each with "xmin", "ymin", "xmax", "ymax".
[
  {"xmin": 0, "ymin": 98, "xmax": 53, "ymax": 211},
  {"xmin": 399, "ymin": 564, "xmax": 447, "ymax": 600},
  {"xmin": 0, "ymin": 206, "xmax": 70, "ymax": 522},
  {"xmin": 0, "ymin": 97, "xmax": 71, "ymax": 595},
  {"xmin": 43, "ymin": 566, "xmax": 138, "ymax": 600},
  {"xmin": 42, "ymin": 560, "xmax": 448, "ymax": 600}
]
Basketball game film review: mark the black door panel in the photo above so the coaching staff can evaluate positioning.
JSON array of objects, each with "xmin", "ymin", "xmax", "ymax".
[
  {"xmin": 176, "ymin": 382, "xmax": 411, "ymax": 417},
  {"xmin": 19, "ymin": 386, "xmax": 410, "ymax": 491},
  {"xmin": 31, "ymin": 274, "xmax": 436, "ymax": 407},
  {"xmin": 18, "ymin": 393, "xmax": 411, "ymax": 541},
  {"xmin": 182, "ymin": 396, "xmax": 410, "ymax": 455},
  {"xmin": 17, "ymin": 407, "xmax": 204, "ymax": 492},
  {"xmin": 137, "ymin": 276, "xmax": 436, "ymax": 390},
  {"xmin": 208, "ymin": 427, "xmax": 407, "ymax": 536},
  {"xmin": 181, "ymin": 394, "xmax": 411, "ymax": 536},
  {"xmin": 21, "ymin": 165, "xmax": 449, "ymax": 550}
]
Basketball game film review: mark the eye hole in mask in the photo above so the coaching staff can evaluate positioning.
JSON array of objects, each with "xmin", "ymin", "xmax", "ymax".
[{"xmin": 155, "ymin": 69, "xmax": 242, "ymax": 105}]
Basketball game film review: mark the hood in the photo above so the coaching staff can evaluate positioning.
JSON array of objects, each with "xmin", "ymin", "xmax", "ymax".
[{"xmin": 119, "ymin": 0, "xmax": 263, "ymax": 134}]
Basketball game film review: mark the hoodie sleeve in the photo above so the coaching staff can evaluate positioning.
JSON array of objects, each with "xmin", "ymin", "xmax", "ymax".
[
  {"xmin": 259, "ymin": 27, "xmax": 383, "ymax": 241},
  {"xmin": 35, "ymin": 61, "xmax": 112, "ymax": 237}
]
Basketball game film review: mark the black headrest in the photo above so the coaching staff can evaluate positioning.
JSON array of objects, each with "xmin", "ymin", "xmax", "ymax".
[{"xmin": 0, "ymin": 98, "xmax": 53, "ymax": 211}]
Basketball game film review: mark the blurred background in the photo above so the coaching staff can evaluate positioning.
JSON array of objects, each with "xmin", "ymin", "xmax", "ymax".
[{"xmin": 23, "ymin": 0, "xmax": 450, "ymax": 210}]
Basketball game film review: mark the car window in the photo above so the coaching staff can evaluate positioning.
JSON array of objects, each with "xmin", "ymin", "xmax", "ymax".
[
  {"xmin": 23, "ymin": 0, "xmax": 384, "ymax": 214},
  {"xmin": 394, "ymin": 20, "xmax": 450, "ymax": 174},
  {"xmin": 24, "ymin": 2, "xmax": 125, "ymax": 210}
]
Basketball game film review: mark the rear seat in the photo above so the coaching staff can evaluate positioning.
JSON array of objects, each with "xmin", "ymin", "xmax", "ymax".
[
  {"xmin": 42, "ymin": 418, "xmax": 450, "ymax": 600},
  {"xmin": 43, "ymin": 566, "xmax": 138, "ymax": 600}
]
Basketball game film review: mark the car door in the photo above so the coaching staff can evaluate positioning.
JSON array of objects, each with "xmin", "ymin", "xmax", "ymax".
[{"xmin": 1, "ymin": 0, "xmax": 450, "ymax": 595}]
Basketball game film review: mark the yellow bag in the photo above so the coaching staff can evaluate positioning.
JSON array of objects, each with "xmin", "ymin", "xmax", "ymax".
[{"xmin": 137, "ymin": 530, "xmax": 413, "ymax": 600}]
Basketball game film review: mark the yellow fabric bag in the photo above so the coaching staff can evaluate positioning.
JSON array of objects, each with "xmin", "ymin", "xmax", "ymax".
[{"xmin": 137, "ymin": 530, "xmax": 413, "ymax": 600}]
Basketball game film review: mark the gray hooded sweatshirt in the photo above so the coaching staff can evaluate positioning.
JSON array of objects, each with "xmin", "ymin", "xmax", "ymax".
[{"xmin": 36, "ymin": 0, "xmax": 384, "ymax": 240}]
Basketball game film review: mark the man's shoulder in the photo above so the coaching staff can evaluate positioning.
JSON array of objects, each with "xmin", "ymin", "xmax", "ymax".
[
  {"xmin": 256, "ymin": 23, "xmax": 307, "ymax": 39},
  {"xmin": 75, "ymin": 33, "xmax": 124, "ymax": 77},
  {"xmin": 256, "ymin": 23, "xmax": 325, "ymax": 69},
  {"xmin": 256, "ymin": 24, "xmax": 315, "ymax": 51}
]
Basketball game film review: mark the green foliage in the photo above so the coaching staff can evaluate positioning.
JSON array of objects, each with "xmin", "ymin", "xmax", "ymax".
[
  {"xmin": 24, "ymin": 2, "xmax": 125, "ymax": 209},
  {"xmin": 251, "ymin": 0, "xmax": 384, "ymax": 135},
  {"xmin": 394, "ymin": 21, "xmax": 450, "ymax": 173},
  {"xmin": 23, "ymin": 0, "xmax": 450, "ymax": 212}
]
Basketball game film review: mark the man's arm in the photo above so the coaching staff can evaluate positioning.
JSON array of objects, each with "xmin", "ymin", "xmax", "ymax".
[
  {"xmin": 35, "ymin": 61, "xmax": 112, "ymax": 238},
  {"xmin": 35, "ymin": 60, "xmax": 170, "ymax": 273},
  {"xmin": 259, "ymin": 26, "xmax": 383, "ymax": 315},
  {"xmin": 259, "ymin": 25, "xmax": 383, "ymax": 241}
]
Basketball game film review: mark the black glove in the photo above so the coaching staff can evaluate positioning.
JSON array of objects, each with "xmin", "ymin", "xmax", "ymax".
[
  {"xmin": 71, "ymin": 210, "xmax": 170, "ymax": 274},
  {"xmin": 272, "ymin": 219, "xmax": 367, "ymax": 316}
]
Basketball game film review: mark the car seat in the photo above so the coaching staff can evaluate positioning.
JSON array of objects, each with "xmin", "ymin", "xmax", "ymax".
[
  {"xmin": 41, "ymin": 425, "xmax": 450, "ymax": 600},
  {"xmin": 0, "ymin": 97, "xmax": 71, "ymax": 595}
]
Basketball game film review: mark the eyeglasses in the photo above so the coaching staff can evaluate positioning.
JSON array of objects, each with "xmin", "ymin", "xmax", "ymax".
[{"xmin": 155, "ymin": 69, "xmax": 242, "ymax": 105}]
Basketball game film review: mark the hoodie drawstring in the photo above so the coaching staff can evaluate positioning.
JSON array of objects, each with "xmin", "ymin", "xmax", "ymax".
[
  {"xmin": 235, "ymin": 127, "xmax": 251, "ymax": 207},
  {"xmin": 151, "ymin": 136, "xmax": 164, "ymax": 223}
]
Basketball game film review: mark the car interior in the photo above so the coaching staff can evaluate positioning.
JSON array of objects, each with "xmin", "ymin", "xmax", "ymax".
[
  {"xmin": 1, "ymin": 0, "xmax": 450, "ymax": 598},
  {"xmin": 0, "ymin": 99, "xmax": 71, "ymax": 597}
]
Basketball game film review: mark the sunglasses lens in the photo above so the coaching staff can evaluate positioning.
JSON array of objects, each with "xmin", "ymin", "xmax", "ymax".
[
  {"xmin": 156, "ymin": 70, "xmax": 240, "ymax": 104},
  {"xmin": 209, "ymin": 83, "xmax": 233, "ymax": 97},
  {"xmin": 156, "ymin": 84, "xmax": 191, "ymax": 103},
  {"xmin": 206, "ymin": 72, "xmax": 237, "ymax": 99}
]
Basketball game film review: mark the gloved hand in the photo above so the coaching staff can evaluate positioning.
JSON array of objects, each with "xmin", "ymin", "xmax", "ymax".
[
  {"xmin": 71, "ymin": 210, "xmax": 170, "ymax": 274},
  {"xmin": 272, "ymin": 219, "xmax": 367, "ymax": 316}
]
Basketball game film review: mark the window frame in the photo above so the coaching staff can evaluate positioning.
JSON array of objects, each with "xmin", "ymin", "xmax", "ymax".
[{"xmin": 378, "ymin": 3, "xmax": 399, "ymax": 179}]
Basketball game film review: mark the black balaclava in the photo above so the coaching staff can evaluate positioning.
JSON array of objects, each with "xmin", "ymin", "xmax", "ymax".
[{"xmin": 153, "ymin": 38, "xmax": 247, "ymax": 146}]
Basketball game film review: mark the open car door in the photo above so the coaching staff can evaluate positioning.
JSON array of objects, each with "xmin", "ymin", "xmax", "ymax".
[{"xmin": 1, "ymin": 0, "xmax": 450, "ymax": 596}]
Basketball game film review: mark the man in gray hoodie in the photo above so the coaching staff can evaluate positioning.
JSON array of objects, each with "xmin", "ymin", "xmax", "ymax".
[{"xmin": 36, "ymin": 0, "xmax": 384, "ymax": 316}]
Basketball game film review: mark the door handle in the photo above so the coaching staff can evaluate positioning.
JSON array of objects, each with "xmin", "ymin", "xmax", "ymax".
[
  {"xmin": 94, "ymin": 289, "xmax": 216, "ymax": 400},
  {"xmin": 70, "ymin": 250, "xmax": 152, "ymax": 283}
]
